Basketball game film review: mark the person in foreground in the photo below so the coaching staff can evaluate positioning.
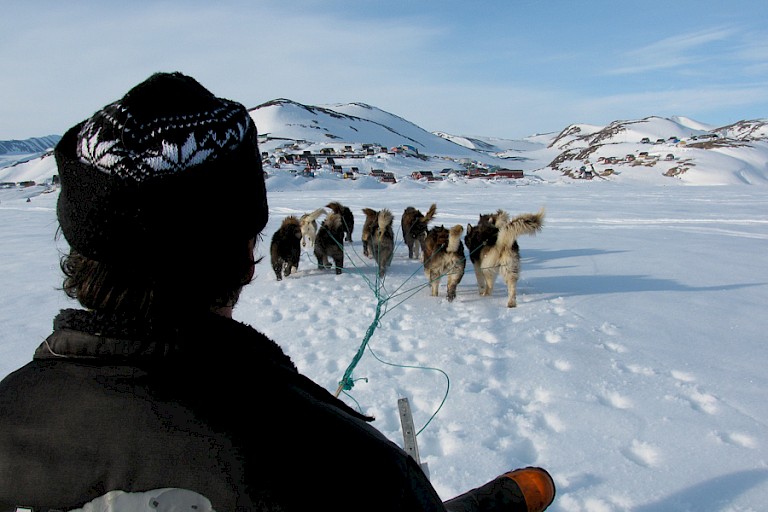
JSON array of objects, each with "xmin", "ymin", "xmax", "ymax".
[{"xmin": 0, "ymin": 72, "xmax": 555, "ymax": 512}]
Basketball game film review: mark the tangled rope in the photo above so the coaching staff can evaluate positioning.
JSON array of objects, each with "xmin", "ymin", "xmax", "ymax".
[{"xmin": 307, "ymin": 216, "xmax": 464, "ymax": 437}]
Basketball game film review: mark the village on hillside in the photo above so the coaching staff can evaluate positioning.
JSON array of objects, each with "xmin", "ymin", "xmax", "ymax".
[{"xmin": 258, "ymin": 140, "xmax": 526, "ymax": 184}]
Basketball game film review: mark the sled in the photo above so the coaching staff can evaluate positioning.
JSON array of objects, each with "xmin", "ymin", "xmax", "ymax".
[{"xmin": 398, "ymin": 397, "xmax": 555, "ymax": 512}]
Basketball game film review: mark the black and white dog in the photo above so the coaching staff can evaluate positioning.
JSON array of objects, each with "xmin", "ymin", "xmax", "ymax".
[{"xmin": 465, "ymin": 209, "xmax": 544, "ymax": 307}]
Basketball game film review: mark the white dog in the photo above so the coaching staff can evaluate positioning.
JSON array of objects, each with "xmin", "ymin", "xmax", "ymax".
[{"xmin": 299, "ymin": 207, "xmax": 327, "ymax": 248}]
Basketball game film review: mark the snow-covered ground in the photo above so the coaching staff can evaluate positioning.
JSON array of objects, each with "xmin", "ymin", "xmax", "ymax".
[{"xmin": 2, "ymin": 173, "xmax": 767, "ymax": 511}]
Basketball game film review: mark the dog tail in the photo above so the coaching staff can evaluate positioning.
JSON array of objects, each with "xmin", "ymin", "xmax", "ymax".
[
  {"xmin": 378, "ymin": 209, "xmax": 393, "ymax": 231},
  {"xmin": 305, "ymin": 207, "xmax": 327, "ymax": 222},
  {"xmin": 326, "ymin": 201, "xmax": 343, "ymax": 214},
  {"xmin": 492, "ymin": 209, "xmax": 510, "ymax": 227},
  {"xmin": 447, "ymin": 224, "xmax": 464, "ymax": 253},
  {"xmin": 362, "ymin": 207, "xmax": 378, "ymax": 219},
  {"xmin": 497, "ymin": 208, "xmax": 545, "ymax": 246},
  {"xmin": 423, "ymin": 203, "xmax": 437, "ymax": 223}
]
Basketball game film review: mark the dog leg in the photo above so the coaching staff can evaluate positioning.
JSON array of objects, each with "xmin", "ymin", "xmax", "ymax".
[
  {"xmin": 446, "ymin": 276, "xmax": 457, "ymax": 301},
  {"xmin": 503, "ymin": 269, "xmax": 519, "ymax": 307},
  {"xmin": 481, "ymin": 268, "xmax": 497, "ymax": 297},
  {"xmin": 333, "ymin": 255, "xmax": 344, "ymax": 274},
  {"xmin": 429, "ymin": 272, "xmax": 441, "ymax": 297},
  {"xmin": 506, "ymin": 277, "xmax": 518, "ymax": 308},
  {"xmin": 446, "ymin": 269, "xmax": 464, "ymax": 302},
  {"xmin": 473, "ymin": 261, "xmax": 485, "ymax": 295},
  {"xmin": 378, "ymin": 251, "xmax": 388, "ymax": 276}
]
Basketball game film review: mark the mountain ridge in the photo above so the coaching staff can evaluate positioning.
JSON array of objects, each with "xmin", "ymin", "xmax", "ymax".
[{"xmin": 2, "ymin": 101, "xmax": 767, "ymax": 186}]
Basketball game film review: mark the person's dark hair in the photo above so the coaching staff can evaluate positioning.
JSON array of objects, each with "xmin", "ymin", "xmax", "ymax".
[
  {"xmin": 52, "ymin": 72, "xmax": 270, "ymax": 318},
  {"xmin": 60, "ymin": 238, "xmax": 258, "ymax": 318}
]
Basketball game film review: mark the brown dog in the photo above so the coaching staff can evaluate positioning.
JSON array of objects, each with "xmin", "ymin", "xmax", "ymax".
[
  {"xmin": 371, "ymin": 209, "xmax": 395, "ymax": 277},
  {"xmin": 270, "ymin": 216, "xmax": 302, "ymax": 281},
  {"xmin": 401, "ymin": 203, "xmax": 437, "ymax": 260},
  {"xmin": 326, "ymin": 201, "xmax": 354, "ymax": 243},
  {"xmin": 466, "ymin": 208, "xmax": 544, "ymax": 307},
  {"xmin": 361, "ymin": 207, "xmax": 379, "ymax": 258},
  {"xmin": 313, "ymin": 212, "xmax": 346, "ymax": 274},
  {"xmin": 423, "ymin": 224, "xmax": 466, "ymax": 302}
]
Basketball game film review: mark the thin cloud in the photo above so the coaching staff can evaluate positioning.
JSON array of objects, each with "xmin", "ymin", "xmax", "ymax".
[{"xmin": 606, "ymin": 27, "xmax": 737, "ymax": 75}]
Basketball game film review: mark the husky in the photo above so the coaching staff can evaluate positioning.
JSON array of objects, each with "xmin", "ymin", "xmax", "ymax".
[
  {"xmin": 313, "ymin": 212, "xmax": 346, "ymax": 274},
  {"xmin": 371, "ymin": 209, "xmax": 395, "ymax": 277},
  {"xmin": 299, "ymin": 207, "xmax": 327, "ymax": 248},
  {"xmin": 466, "ymin": 208, "xmax": 544, "ymax": 307},
  {"xmin": 401, "ymin": 203, "xmax": 437, "ymax": 260},
  {"xmin": 270, "ymin": 216, "xmax": 302, "ymax": 281},
  {"xmin": 326, "ymin": 201, "xmax": 354, "ymax": 243},
  {"xmin": 465, "ymin": 212, "xmax": 498, "ymax": 291},
  {"xmin": 361, "ymin": 207, "xmax": 379, "ymax": 258},
  {"xmin": 423, "ymin": 224, "xmax": 466, "ymax": 302}
]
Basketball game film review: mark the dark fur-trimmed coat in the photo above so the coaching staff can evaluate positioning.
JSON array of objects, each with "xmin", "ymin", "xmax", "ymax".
[{"xmin": 0, "ymin": 309, "xmax": 444, "ymax": 511}]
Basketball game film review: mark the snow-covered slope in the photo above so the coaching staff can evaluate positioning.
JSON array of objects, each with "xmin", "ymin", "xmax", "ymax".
[
  {"xmin": 0, "ymin": 135, "xmax": 60, "ymax": 156},
  {"xmin": 249, "ymin": 99, "xmax": 482, "ymax": 159},
  {"xmin": 535, "ymin": 116, "xmax": 768, "ymax": 185},
  {"xmin": 2, "ymin": 107, "xmax": 767, "ymax": 187},
  {"xmin": 0, "ymin": 135, "xmax": 60, "ymax": 171}
]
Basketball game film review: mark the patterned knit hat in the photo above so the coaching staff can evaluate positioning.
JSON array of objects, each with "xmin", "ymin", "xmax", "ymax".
[{"xmin": 55, "ymin": 72, "xmax": 268, "ymax": 264}]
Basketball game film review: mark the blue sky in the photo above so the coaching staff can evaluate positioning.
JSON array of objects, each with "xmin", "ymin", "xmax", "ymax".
[{"xmin": 2, "ymin": 0, "xmax": 767, "ymax": 140}]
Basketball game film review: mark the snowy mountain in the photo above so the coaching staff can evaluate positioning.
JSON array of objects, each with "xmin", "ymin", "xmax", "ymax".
[
  {"xmin": 2, "ymin": 104, "xmax": 767, "ymax": 188},
  {"xmin": 534, "ymin": 116, "xmax": 768, "ymax": 185},
  {"xmin": 0, "ymin": 135, "xmax": 60, "ymax": 155},
  {"xmin": 0, "ymin": 135, "xmax": 60, "ymax": 171},
  {"xmin": 250, "ymin": 99, "xmax": 481, "ymax": 160},
  {"xmin": 716, "ymin": 119, "xmax": 768, "ymax": 140},
  {"xmin": 249, "ymin": 102, "xmax": 768, "ymax": 185}
]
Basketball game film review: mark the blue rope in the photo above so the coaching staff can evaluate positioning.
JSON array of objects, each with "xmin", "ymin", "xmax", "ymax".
[
  {"xmin": 335, "ymin": 296, "xmax": 384, "ymax": 396},
  {"xmin": 314, "ymin": 216, "xmax": 454, "ymax": 437},
  {"xmin": 366, "ymin": 343, "xmax": 451, "ymax": 436}
]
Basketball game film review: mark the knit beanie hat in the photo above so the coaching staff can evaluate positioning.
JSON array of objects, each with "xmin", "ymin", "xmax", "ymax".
[{"xmin": 55, "ymin": 72, "xmax": 268, "ymax": 265}]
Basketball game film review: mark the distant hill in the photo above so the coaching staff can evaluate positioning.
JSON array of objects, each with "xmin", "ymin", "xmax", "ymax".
[
  {"xmin": 532, "ymin": 116, "xmax": 768, "ymax": 184},
  {"xmin": 2, "ymin": 106, "xmax": 767, "ymax": 187},
  {"xmin": 249, "ymin": 99, "xmax": 485, "ymax": 160},
  {"xmin": 0, "ymin": 135, "xmax": 60, "ymax": 155}
]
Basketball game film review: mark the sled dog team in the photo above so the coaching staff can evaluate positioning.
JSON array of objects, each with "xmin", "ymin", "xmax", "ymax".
[{"xmin": 271, "ymin": 200, "xmax": 544, "ymax": 307}]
